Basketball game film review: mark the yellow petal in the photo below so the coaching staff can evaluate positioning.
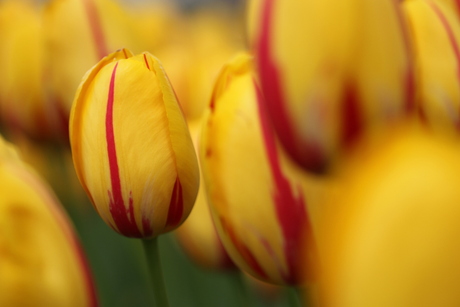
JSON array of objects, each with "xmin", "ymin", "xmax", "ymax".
[
  {"xmin": 319, "ymin": 125, "xmax": 460, "ymax": 307},
  {"xmin": 0, "ymin": 137, "xmax": 97, "ymax": 307},
  {"xmin": 403, "ymin": 0, "xmax": 460, "ymax": 133}
]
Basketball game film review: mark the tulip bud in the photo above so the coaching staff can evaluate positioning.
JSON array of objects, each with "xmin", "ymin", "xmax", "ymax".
[
  {"xmin": 255, "ymin": 0, "xmax": 414, "ymax": 173},
  {"xmin": 0, "ymin": 137, "xmax": 97, "ymax": 307},
  {"xmin": 319, "ymin": 126, "xmax": 460, "ymax": 307},
  {"xmin": 403, "ymin": 0, "xmax": 460, "ymax": 133},
  {"xmin": 70, "ymin": 49, "xmax": 199, "ymax": 238},
  {"xmin": 200, "ymin": 53, "xmax": 319, "ymax": 285},
  {"xmin": 175, "ymin": 119, "xmax": 235, "ymax": 271},
  {"xmin": 43, "ymin": 0, "xmax": 140, "ymax": 132}
]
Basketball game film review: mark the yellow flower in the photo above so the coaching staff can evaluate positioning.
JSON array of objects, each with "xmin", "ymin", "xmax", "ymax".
[
  {"xmin": 318, "ymin": 125, "xmax": 460, "ymax": 307},
  {"xmin": 175, "ymin": 119, "xmax": 235, "ymax": 270},
  {"xmin": 70, "ymin": 49, "xmax": 199, "ymax": 238},
  {"xmin": 0, "ymin": 0, "xmax": 64, "ymax": 140},
  {"xmin": 254, "ymin": 0, "xmax": 413, "ymax": 172},
  {"xmin": 200, "ymin": 53, "xmax": 325, "ymax": 285},
  {"xmin": 0, "ymin": 137, "xmax": 97, "ymax": 307},
  {"xmin": 403, "ymin": 0, "xmax": 460, "ymax": 133}
]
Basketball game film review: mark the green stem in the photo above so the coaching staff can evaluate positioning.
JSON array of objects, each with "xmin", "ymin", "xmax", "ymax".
[
  {"xmin": 142, "ymin": 238, "xmax": 170, "ymax": 307},
  {"xmin": 287, "ymin": 287, "xmax": 302, "ymax": 307},
  {"xmin": 228, "ymin": 272, "xmax": 252, "ymax": 307}
]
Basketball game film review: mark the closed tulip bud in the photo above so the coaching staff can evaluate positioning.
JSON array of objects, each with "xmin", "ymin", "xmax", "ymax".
[
  {"xmin": 43, "ymin": 0, "xmax": 140, "ymax": 129},
  {"xmin": 0, "ymin": 137, "xmax": 97, "ymax": 307},
  {"xmin": 403, "ymin": 0, "xmax": 460, "ymax": 133},
  {"xmin": 175, "ymin": 119, "xmax": 235, "ymax": 270},
  {"xmin": 201, "ymin": 53, "xmax": 322, "ymax": 285},
  {"xmin": 70, "ymin": 49, "xmax": 199, "ymax": 238},
  {"xmin": 255, "ymin": 0, "xmax": 414, "ymax": 173},
  {"xmin": 319, "ymin": 126, "xmax": 460, "ymax": 307}
]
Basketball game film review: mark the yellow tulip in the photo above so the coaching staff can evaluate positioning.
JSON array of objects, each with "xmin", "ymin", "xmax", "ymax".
[
  {"xmin": 403, "ymin": 0, "xmax": 460, "ymax": 133},
  {"xmin": 201, "ymin": 53, "xmax": 325, "ymax": 285},
  {"xmin": 0, "ymin": 137, "xmax": 97, "ymax": 307},
  {"xmin": 70, "ymin": 49, "xmax": 199, "ymax": 238},
  {"xmin": 318, "ymin": 125, "xmax": 460, "ymax": 307},
  {"xmin": 254, "ymin": 0, "xmax": 414, "ymax": 173},
  {"xmin": 175, "ymin": 119, "xmax": 235, "ymax": 270},
  {"xmin": 0, "ymin": 0, "xmax": 65, "ymax": 140},
  {"xmin": 43, "ymin": 0, "xmax": 140, "ymax": 128}
]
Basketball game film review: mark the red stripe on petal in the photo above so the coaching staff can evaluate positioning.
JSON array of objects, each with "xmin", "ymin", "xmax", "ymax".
[
  {"xmin": 257, "ymin": 0, "xmax": 326, "ymax": 172},
  {"xmin": 106, "ymin": 63, "xmax": 143, "ymax": 237},
  {"xmin": 166, "ymin": 177, "xmax": 184, "ymax": 229},
  {"xmin": 220, "ymin": 217, "xmax": 268, "ymax": 279},
  {"xmin": 83, "ymin": 0, "xmax": 108, "ymax": 60},
  {"xmin": 143, "ymin": 54, "xmax": 151, "ymax": 70},
  {"xmin": 341, "ymin": 82, "xmax": 363, "ymax": 148},
  {"xmin": 255, "ymin": 85, "xmax": 312, "ymax": 285}
]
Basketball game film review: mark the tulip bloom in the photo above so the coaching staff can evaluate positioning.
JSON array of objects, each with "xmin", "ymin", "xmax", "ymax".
[
  {"xmin": 403, "ymin": 0, "xmax": 460, "ymax": 133},
  {"xmin": 70, "ymin": 49, "xmax": 199, "ymax": 238},
  {"xmin": 319, "ymin": 126, "xmax": 460, "ymax": 307},
  {"xmin": 0, "ymin": 137, "xmax": 97, "ymax": 307},
  {"xmin": 201, "ymin": 53, "xmax": 325, "ymax": 285},
  {"xmin": 255, "ymin": 0, "xmax": 414, "ymax": 172},
  {"xmin": 175, "ymin": 119, "xmax": 235, "ymax": 270}
]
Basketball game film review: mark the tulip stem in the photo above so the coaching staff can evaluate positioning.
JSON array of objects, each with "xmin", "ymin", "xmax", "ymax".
[
  {"xmin": 142, "ymin": 238, "xmax": 170, "ymax": 307},
  {"xmin": 287, "ymin": 287, "xmax": 302, "ymax": 307}
]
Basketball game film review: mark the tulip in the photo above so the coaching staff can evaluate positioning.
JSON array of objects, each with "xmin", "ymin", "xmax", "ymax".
[
  {"xmin": 43, "ymin": 0, "xmax": 141, "ymax": 133},
  {"xmin": 0, "ymin": 0, "xmax": 65, "ymax": 140},
  {"xmin": 201, "ymin": 53, "xmax": 329, "ymax": 285},
  {"xmin": 0, "ymin": 136, "xmax": 97, "ymax": 306},
  {"xmin": 254, "ymin": 0, "xmax": 414, "ymax": 173},
  {"xmin": 175, "ymin": 119, "xmax": 235, "ymax": 270},
  {"xmin": 318, "ymin": 125, "xmax": 460, "ymax": 307},
  {"xmin": 70, "ymin": 49, "xmax": 199, "ymax": 238},
  {"xmin": 403, "ymin": 0, "xmax": 460, "ymax": 133}
]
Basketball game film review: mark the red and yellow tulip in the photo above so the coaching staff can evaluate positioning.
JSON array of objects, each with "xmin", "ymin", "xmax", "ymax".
[
  {"xmin": 254, "ymin": 0, "xmax": 414, "ymax": 172},
  {"xmin": 0, "ymin": 0, "xmax": 63, "ymax": 140},
  {"xmin": 403, "ymin": 0, "xmax": 460, "ymax": 133},
  {"xmin": 0, "ymin": 136, "xmax": 97, "ymax": 307},
  {"xmin": 69, "ymin": 49, "xmax": 199, "ymax": 238},
  {"xmin": 318, "ymin": 125, "xmax": 460, "ymax": 307},
  {"xmin": 201, "ymin": 53, "xmax": 326, "ymax": 285}
]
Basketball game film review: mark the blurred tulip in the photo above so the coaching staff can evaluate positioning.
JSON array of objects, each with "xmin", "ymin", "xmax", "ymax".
[
  {"xmin": 200, "ymin": 53, "xmax": 327, "ymax": 285},
  {"xmin": 70, "ymin": 49, "xmax": 199, "ymax": 238},
  {"xmin": 254, "ymin": 0, "xmax": 414, "ymax": 173},
  {"xmin": 175, "ymin": 118, "xmax": 235, "ymax": 271},
  {"xmin": 318, "ymin": 125, "xmax": 460, "ymax": 307},
  {"xmin": 0, "ymin": 136, "xmax": 97, "ymax": 306},
  {"xmin": 0, "ymin": 0, "xmax": 65, "ymax": 140},
  {"xmin": 43, "ymin": 0, "xmax": 141, "ymax": 134},
  {"xmin": 157, "ymin": 8, "xmax": 243, "ymax": 121},
  {"xmin": 403, "ymin": 0, "xmax": 460, "ymax": 133}
]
